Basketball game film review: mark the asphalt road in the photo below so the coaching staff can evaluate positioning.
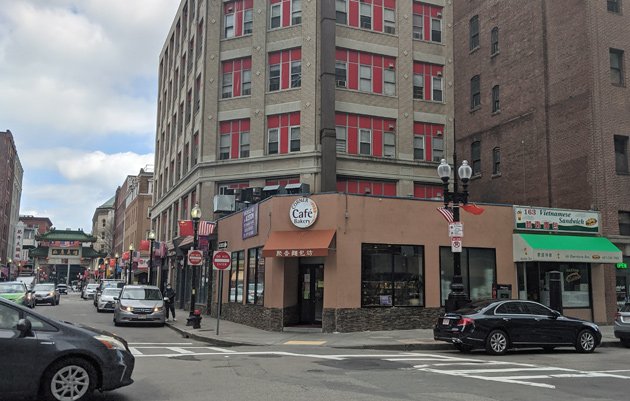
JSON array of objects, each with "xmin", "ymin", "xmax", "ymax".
[{"xmin": 25, "ymin": 292, "xmax": 630, "ymax": 401}]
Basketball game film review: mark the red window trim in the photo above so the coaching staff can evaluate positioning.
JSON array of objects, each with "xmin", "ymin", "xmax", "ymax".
[
  {"xmin": 219, "ymin": 118, "xmax": 251, "ymax": 160},
  {"xmin": 413, "ymin": 122, "xmax": 444, "ymax": 162},
  {"xmin": 336, "ymin": 48, "xmax": 395, "ymax": 95},
  {"xmin": 344, "ymin": 0, "xmax": 396, "ymax": 33},
  {"xmin": 412, "ymin": 2, "xmax": 444, "ymax": 43},
  {"xmin": 267, "ymin": 112, "xmax": 301, "ymax": 155},
  {"xmin": 413, "ymin": 61, "xmax": 444, "ymax": 102},
  {"xmin": 265, "ymin": 177, "xmax": 300, "ymax": 186},
  {"xmin": 222, "ymin": 57, "xmax": 252, "ymax": 98},
  {"xmin": 336, "ymin": 177, "xmax": 397, "ymax": 196},
  {"xmin": 223, "ymin": 0, "xmax": 254, "ymax": 38},
  {"xmin": 268, "ymin": 48, "xmax": 301, "ymax": 92},
  {"xmin": 413, "ymin": 183, "xmax": 443, "ymax": 199},
  {"xmin": 336, "ymin": 112, "xmax": 396, "ymax": 158},
  {"xmin": 269, "ymin": 0, "xmax": 297, "ymax": 29}
]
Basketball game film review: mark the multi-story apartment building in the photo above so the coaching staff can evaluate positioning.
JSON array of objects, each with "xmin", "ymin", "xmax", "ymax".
[
  {"xmin": 453, "ymin": 0, "xmax": 630, "ymax": 320},
  {"xmin": 0, "ymin": 130, "xmax": 23, "ymax": 279},
  {"xmin": 19, "ymin": 216, "xmax": 54, "ymax": 275},
  {"xmin": 91, "ymin": 196, "xmax": 115, "ymax": 275},
  {"xmin": 152, "ymin": 1, "xmax": 454, "ymax": 248}
]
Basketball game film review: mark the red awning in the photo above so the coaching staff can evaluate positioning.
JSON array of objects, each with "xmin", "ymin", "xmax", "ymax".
[{"xmin": 262, "ymin": 230, "xmax": 336, "ymax": 258}]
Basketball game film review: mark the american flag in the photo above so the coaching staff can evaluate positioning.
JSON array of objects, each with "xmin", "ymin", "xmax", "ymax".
[
  {"xmin": 437, "ymin": 207, "xmax": 454, "ymax": 223},
  {"xmin": 198, "ymin": 220, "xmax": 216, "ymax": 236}
]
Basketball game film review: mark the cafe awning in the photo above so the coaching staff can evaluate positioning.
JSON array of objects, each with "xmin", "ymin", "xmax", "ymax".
[
  {"xmin": 262, "ymin": 229, "xmax": 336, "ymax": 257},
  {"xmin": 513, "ymin": 233, "xmax": 622, "ymax": 263}
]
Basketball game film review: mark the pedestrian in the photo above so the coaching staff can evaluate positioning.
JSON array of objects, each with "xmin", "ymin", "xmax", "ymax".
[{"xmin": 164, "ymin": 283, "xmax": 176, "ymax": 321}]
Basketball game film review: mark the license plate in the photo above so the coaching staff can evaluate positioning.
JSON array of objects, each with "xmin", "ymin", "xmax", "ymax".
[
  {"xmin": 137, "ymin": 315, "xmax": 147, "ymax": 320},
  {"xmin": 442, "ymin": 318, "xmax": 450, "ymax": 326}
]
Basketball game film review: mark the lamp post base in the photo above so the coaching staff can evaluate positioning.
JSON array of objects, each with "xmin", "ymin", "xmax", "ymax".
[{"xmin": 444, "ymin": 292, "xmax": 471, "ymax": 313}]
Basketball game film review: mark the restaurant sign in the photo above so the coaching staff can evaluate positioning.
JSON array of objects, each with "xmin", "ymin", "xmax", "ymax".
[
  {"xmin": 290, "ymin": 197, "xmax": 318, "ymax": 228},
  {"xmin": 514, "ymin": 206, "xmax": 600, "ymax": 234}
]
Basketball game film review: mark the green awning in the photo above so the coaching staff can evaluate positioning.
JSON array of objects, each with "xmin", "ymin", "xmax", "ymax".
[{"xmin": 513, "ymin": 234, "xmax": 622, "ymax": 263}]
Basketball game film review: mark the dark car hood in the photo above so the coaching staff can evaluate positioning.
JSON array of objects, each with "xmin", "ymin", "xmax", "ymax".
[{"xmin": 57, "ymin": 320, "xmax": 129, "ymax": 345}]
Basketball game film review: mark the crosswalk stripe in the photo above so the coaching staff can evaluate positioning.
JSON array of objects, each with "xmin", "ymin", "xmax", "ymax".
[
  {"xmin": 129, "ymin": 347, "xmax": 143, "ymax": 356},
  {"xmin": 166, "ymin": 347, "xmax": 195, "ymax": 354},
  {"xmin": 206, "ymin": 347, "xmax": 236, "ymax": 353},
  {"xmin": 128, "ymin": 342, "xmax": 193, "ymax": 346}
]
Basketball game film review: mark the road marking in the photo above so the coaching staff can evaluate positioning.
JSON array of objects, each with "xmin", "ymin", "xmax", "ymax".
[
  {"xmin": 206, "ymin": 347, "xmax": 236, "ymax": 353},
  {"xmin": 166, "ymin": 347, "xmax": 195, "ymax": 354},
  {"xmin": 128, "ymin": 342, "xmax": 194, "ymax": 346},
  {"xmin": 284, "ymin": 340, "xmax": 327, "ymax": 345},
  {"xmin": 129, "ymin": 347, "xmax": 143, "ymax": 356}
]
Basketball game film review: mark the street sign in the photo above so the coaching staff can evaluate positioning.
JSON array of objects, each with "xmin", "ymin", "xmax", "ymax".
[
  {"xmin": 218, "ymin": 241, "xmax": 229, "ymax": 249},
  {"xmin": 212, "ymin": 251, "xmax": 232, "ymax": 270},
  {"xmin": 451, "ymin": 236, "xmax": 462, "ymax": 253},
  {"xmin": 449, "ymin": 222, "xmax": 464, "ymax": 237},
  {"xmin": 188, "ymin": 249, "xmax": 204, "ymax": 266}
]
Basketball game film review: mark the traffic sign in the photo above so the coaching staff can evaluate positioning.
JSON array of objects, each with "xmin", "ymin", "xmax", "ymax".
[
  {"xmin": 218, "ymin": 241, "xmax": 229, "ymax": 249},
  {"xmin": 451, "ymin": 236, "xmax": 462, "ymax": 253},
  {"xmin": 213, "ymin": 251, "xmax": 232, "ymax": 270},
  {"xmin": 188, "ymin": 249, "xmax": 204, "ymax": 266},
  {"xmin": 449, "ymin": 222, "xmax": 464, "ymax": 237}
]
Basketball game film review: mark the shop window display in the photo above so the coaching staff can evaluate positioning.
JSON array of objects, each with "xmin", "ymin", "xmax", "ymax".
[
  {"xmin": 440, "ymin": 247, "xmax": 496, "ymax": 305},
  {"xmin": 518, "ymin": 262, "xmax": 591, "ymax": 308}
]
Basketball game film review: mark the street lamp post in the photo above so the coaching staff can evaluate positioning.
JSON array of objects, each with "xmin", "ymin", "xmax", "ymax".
[
  {"xmin": 437, "ymin": 158, "xmax": 473, "ymax": 313},
  {"xmin": 148, "ymin": 230, "xmax": 156, "ymax": 286},
  {"xmin": 127, "ymin": 244, "xmax": 134, "ymax": 285},
  {"xmin": 7, "ymin": 258, "xmax": 12, "ymax": 281},
  {"xmin": 189, "ymin": 203, "xmax": 201, "ymax": 316},
  {"xmin": 114, "ymin": 253, "xmax": 119, "ymax": 280}
]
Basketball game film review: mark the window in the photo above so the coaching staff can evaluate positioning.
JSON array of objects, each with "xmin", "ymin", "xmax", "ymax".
[
  {"xmin": 432, "ymin": 76, "xmax": 443, "ymax": 102},
  {"xmin": 491, "ymin": 27, "xmax": 499, "ymax": 55},
  {"xmin": 413, "ymin": 74, "xmax": 423, "ymax": 99},
  {"xmin": 291, "ymin": 60, "xmax": 301, "ymax": 88},
  {"xmin": 432, "ymin": 136, "xmax": 444, "ymax": 162},
  {"xmin": 383, "ymin": 132, "xmax": 395, "ymax": 158},
  {"xmin": 240, "ymin": 132, "xmax": 250, "ymax": 158},
  {"xmin": 413, "ymin": 136, "xmax": 425, "ymax": 160},
  {"xmin": 243, "ymin": 9, "xmax": 253, "ymax": 34},
  {"xmin": 469, "ymin": 15, "xmax": 480, "ymax": 50},
  {"xmin": 615, "ymin": 135, "xmax": 629, "ymax": 173},
  {"xmin": 290, "ymin": 127, "xmax": 300, "ymax": 152},
  {"xmin": 471, "ymin": 141, "xmax": 481, "ymax": 175},
  {"xmin": 268, "ymin": 129, "xmax": 279, "ymax": 154},
  {"xmin": 360, "ymin": 3, "xmax": 372, "ymax": 29},
  {"xmin": 246, "ymin": 248, "xmax": 264, "ymax": 305},
  {"xmin": 431, "ymin": 18, "xmax": 442, "ymax": 42},
  {"xmin": 336, "ymin": 126, "xmax": 347, "ymax": 152},
  {"xmin": 335, "ymin": 61, "xmax": 347, "ymax": 87},
  {"xmin": 492, "ymin": 147, "xmax": 500, "ymax": 175},
  {"xmin": 361, "ymin": 244, "xmax": 425, "ymax": 307},
  {"xmin": 292, "ymin": 0, "xmax": 302, "ymax": 25},
  {"xmin": 359, "ymin": 65, "xmax": 372, "ymax": 92},
  {"xmin": 519, "ymin": 262, "xmax": 591, "ymax": 308},
  {"xmin": 359, "ymin": 129, "xmax": 372, "ymax": 155},
  {"xmin": 269, "ymin": 64, "xmax": 280, "ymax": 91},
  {"xmin": 412, "ymin": 14, "xmax": 423, "ymax": 40},
  {"xmin": 471, "ymin": 75, "xmax": 481, "ymax": 109},
  {"xmin": 270, "ymin": 3, "xmax": 281, "ymax": 29},
  {"xmin": 0, "ymin": 303, "xmax": 20, "ymax": 330},
  {"xmin": 608, "ymin": 0, "xmax": 621, "ymax": 13},
  {"xmin": 222, "ymin": 73, "xmax": 233, "ymax": 98},
  {"xmin": 492, "ymin": 85, "xmax": 500, "ymax": 112},
  {"xmin": 384, "ymin": 8, "xmax": 396, "ymax": 34},
  {"xmin": 620, "ymin": 211, "xmax": 630, "ymax": 235},
  {"xmin": 440, "ymin": 247, "xmax": 496, "ymax": 305},
  {"xmin": 242, "ymin": 69, "xmax": 252, "ymax": 96},
  {"xmin": 610, "ymin": 49, "xmax": 624, "ymax": 85},
  {"xmin": 219, "ymin": 135, "xmax": 231, "ymax": 160},
  {"xmin": 336, "ymin": 0, "xmax": 347, "ymax": 24},
  {"xmin": 102, "ymin": 219, "xmax": 106, "ymax": 227},
  {"xmin": 229, "ymin": 250, "xmax": 245, "ymax": 303},
  {"xmin": 225, "ymin": 13, "xmax": 234, "ymax": 38},
  {"xmin": 384, "ymin": 69, "xmax": 396, "ymax": 96},
  {"xmin": 194, "ymin": 74, "xmax": 201, "ymax": 112}
]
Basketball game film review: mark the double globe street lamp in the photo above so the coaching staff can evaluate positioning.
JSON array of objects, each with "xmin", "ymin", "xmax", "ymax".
[
  {"xmin": 148, "ymin": 230, "xmax": 156, "ymax": 285},
  {"xmin": 189, "ymin": 203, "xmax": 202, "ymax": 317},
  {"xmin": 437, "ymin": 158, "xmax": 473, "ymax": 313},
  {"xmin": 127, "ymin": 244, "xmax": 134, "ymax": 285}
]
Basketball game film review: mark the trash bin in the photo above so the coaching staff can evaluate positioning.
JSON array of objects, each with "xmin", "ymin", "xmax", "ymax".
[{"xmin": 186, "ymin": 309, "xmax": 202, "ymax": 329}]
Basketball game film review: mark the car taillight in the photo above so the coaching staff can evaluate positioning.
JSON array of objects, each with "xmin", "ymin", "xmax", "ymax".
[{"xmin": 457, "ymin": 317, "xmax": 475, "ymax": 327}]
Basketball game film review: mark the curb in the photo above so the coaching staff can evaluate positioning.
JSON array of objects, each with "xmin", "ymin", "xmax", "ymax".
[{"xmin": 165, "ymin": 322, "xmax": 256, "ymax": 347}]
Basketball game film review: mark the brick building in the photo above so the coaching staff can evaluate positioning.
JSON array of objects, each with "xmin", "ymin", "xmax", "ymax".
[
  {"xmin": 453, "ymin": 0, "xmax": 630, "ymax": 320},
  {"xmin": 0, "ymin": 130, "xmax": 23, "ymax": 280}
]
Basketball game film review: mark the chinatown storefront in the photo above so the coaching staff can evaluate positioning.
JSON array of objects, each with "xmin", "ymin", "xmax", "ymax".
[
  {"xmin": 214, "ymin": 193, "xmax": 515, "ymax": 333},
  {"xmin": 513, "ymin": 206, "xmax": 622, "ymax": 323}
]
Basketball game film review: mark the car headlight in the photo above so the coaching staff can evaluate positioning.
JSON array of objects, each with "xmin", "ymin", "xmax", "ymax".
[
  {"xmin": 48, "ymin": 292, "xmax": 54, "ymax": 297},
  {"xmin": 120, "ymin": 304, "xmax": 131, "ymax": 312},
  {"xmin": 94, "ymin": 335, "xmax": 127, "ymax": 351},
  {"xmin": 153, "ymin": 306, "xmax": 164, "ymax": 312}
]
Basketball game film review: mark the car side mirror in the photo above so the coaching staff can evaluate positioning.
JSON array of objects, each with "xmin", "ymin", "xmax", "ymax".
[
  {"xmin": 550, "ymin": 310, "xmax": 561, "ymax": 319},
  {"xmin": 17, "ymin": 318, "xmax": 33, "ymax": 338}
]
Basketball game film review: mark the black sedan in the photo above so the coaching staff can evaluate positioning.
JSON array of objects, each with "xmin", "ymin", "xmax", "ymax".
[
  {"xmin": 433, "ymin": 299, "xmax": 601, "ymax": 355},
  {"xmin": 0, "ymin": 297, "xmax": 135, "ymax": 400}
]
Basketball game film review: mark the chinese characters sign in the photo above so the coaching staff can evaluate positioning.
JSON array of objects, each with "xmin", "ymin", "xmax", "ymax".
[
  {"xmin": 51, "ymin": 248, "xmax": 79, "ymax": 256},
  {"xmin": 514, "ymin": 206, "xmax": 600, "ymax": 234},
  {"xmin": 267, "ymin": 249, "xmax": 328, "ymax": 258}
]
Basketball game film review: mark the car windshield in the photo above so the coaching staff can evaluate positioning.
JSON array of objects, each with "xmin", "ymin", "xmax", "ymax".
[
  {"xmin": 87, "ymin": 284, "xmax": 99, "ymax": 289},
  {"xmin": 57, "ymin": 284, "xmax": 67, "ymax": 288},
  {"xmin": 34, "ymin": 284, "xmax": 55, "ymax": 291},
  {"xmin": 121, "ymin": 288, "xmax": 162, "ymax": 300},
  {"xmin": 102, "ymin": 288, "xmax": 122, "ymax": 296},
  {"xmin": 455, "ymin": 299, "xmax": 496, "ymax": 315},
  {"xmin": 0, "ymin": 283, "xmax": 25, "ymax": 293}
]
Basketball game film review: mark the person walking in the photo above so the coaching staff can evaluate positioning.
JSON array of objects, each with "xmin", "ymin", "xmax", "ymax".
[{"xmin": 164, "ymin": 283, "xmax": 176, "ymax": 321}]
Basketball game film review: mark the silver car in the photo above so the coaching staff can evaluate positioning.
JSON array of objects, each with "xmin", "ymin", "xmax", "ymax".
[
  {"xmin": 614, "ymin": 304, "xmax": 630, "ymax": 347},
  {"xmin": 82, "ymin": 283, "xmax": 99, "ymax": 299},
  {"xmin": 97, "ymin": 287, "xmax": 122, "ymax": 313},
  {"xmin": 113, "ymin": 285, "xmax": 165, "ymax": 326}
]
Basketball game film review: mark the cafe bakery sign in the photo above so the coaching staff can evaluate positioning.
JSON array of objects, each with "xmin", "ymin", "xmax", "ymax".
[
  {"xmin": 514, "ymin": 206, "xmax": 600, "ymax": 234},
  {"xmin": 290, "ymin": 197, "xmax": 318, "ymax": 228}
]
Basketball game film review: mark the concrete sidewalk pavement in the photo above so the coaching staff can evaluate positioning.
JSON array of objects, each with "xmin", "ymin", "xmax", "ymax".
[{"xmin": 164, "ymin": 311, "xmax": 621, "ymax": 351}]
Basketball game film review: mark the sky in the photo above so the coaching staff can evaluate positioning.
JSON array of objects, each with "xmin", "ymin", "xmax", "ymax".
[{"xmin": 0, "ymin": 0, "xmax": 180, "ymax": 232}]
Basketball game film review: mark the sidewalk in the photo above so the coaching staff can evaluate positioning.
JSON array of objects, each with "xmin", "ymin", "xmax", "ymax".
[{"xmin": 165, "ymin": 311, "xmax": 621, "ymax": 351}]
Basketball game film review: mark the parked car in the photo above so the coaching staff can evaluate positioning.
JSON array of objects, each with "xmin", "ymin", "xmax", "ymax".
[
  {"xmin": 0, "ymin": 296, "xmax": 135, "ymax": 400},
  {"xmin": 32, "ymin": 283, "xmax": 61, "ymax": 306},
  {"xmin": 94, "ymin": 280, "xmax": 125, "ymax": 307},
  {"xmin": 433, "ymin": 299, "xmax": 601, "ymax": 355},
  {"xmin": 0, "ymin": 281, "xmax": 35, "ymax": 308},
  {"xmin": 97, "ymin": 287, "xmax": 122, "ymax": 313},
  {"xmin": 614, "ymin": 303, "xmax": 630, "ymax": 347},
  {"xmin": 82, "ymin": 283, "xmax": 99, "ymax": 299},
  {"xmin": 113, "ymin": 285, "xmax": 165, "ymax": 327},
  {"xmin": 56, "ymin": 283, "xmax": 68, "ymax": 295}
]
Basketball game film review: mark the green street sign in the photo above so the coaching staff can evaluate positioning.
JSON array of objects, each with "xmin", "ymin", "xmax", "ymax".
[{"xmin": 616, "ymin": 262, "xmax": 628, "ymax": 269}]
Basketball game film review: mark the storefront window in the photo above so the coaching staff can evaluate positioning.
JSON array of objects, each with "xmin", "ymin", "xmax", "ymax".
[
  {"xmin": 197, "ymin": 261, "xmax": 209, "ymax": 305},
  {"xmin": 229, "ymin": 250, "xmax": 245, "ymax": 302},
  {"xmin": 361, "ymin": 244, "xmax": 424, "ymax": 307},
  {"xmin": 440, "ymin": 247, "xmax": 496, "ymax": 305},
  {"xmin": 519, "ymin": 262, "xmax": 591, "ymax": 308},
  {"xmin": 616, "ymin": 256, "xmax": 630, "ymax": 307},
  {"xmin": 246, "ymin": 247, "xmax": 264, "ymax": 305}
]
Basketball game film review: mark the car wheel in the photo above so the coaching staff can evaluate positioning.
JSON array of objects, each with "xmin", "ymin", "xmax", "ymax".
[
  {"xmin": 41, "ymin": 357, "xmax": 96, "ymax": 401},
  {"xmin": 486, "ymin": 329, "xmax": 509, "ymax": 355},
  {"xmin": 454, "ymin": 344, "xmax": 473, "ymax": 353},
  {"xmin": 621, "ymin": 339, "xmax": 630, "ymax": 348},
  {"xmin": 575, "ymin": 329, "xmax": 596, "ymax": 353},
  {"xmin": 113, "ymin": 318, "xmax": 120, "ymax": 327}
]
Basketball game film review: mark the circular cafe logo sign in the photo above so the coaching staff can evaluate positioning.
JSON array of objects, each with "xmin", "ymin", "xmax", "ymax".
[{"xmin": 289, "ymin": 197, "xmax": 318, "ymax": 228}]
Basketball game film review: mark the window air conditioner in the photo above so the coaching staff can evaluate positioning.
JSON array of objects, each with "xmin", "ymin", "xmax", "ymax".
[
  {"xmin": 436, "ymin": 12, "xmax": 442, "ymax": 18},
  {"xmin": 336, "ymin": 80, "xmax": 347, "ymax": 88},
  {"xmin": 436, "ymin": 130, "xmax": 443, "ymax": 136},
  {"xmin": 387, "ymin": 63, "xmax": 395, "ymax": 69},
  {"xmin": 437, "ymin": 71, "xmax": 443, "ymax": 77}
]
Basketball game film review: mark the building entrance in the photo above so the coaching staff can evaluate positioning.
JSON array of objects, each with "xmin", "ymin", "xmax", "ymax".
[{"xmin": 298, "ymin": 263, "xmax": 323, "ymax": 325}]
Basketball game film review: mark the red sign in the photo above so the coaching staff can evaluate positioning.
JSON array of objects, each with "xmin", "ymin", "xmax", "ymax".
[
  {"xmin": 188, "ymin": 250, "xmax": 204, "ymax": 266},
  {"xmin": 212, "ymin": 251, "xmax": 232, "ymax": 270}
]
